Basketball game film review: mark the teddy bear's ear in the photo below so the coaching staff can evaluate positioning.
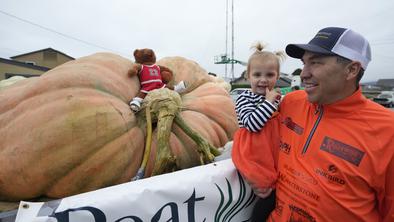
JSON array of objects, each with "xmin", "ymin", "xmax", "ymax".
[
  {"xmin": 142, "ymin": 49, "xmax": 155, "ymax": 62},
  {"xmin": 133, "ymin": 49, "xmax": 140, "ymax": 58},
  {"xmin": 146, "ymin": 49, "xmax": 154, "ymax": 56}
]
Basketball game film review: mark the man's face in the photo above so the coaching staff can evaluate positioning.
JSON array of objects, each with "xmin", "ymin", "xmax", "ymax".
[
  {"xmin": 301, "ymin": 52, "xmax": 350, "ymax": 105},
  {"xmin": 248, "ymin": 58, "xmax": 279, "ymax": 96}
]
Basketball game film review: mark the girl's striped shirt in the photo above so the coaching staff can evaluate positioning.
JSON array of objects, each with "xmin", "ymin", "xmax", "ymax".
[{"xmin": 235, "ymin": 90, "xmax": 279, "ymax": 132}]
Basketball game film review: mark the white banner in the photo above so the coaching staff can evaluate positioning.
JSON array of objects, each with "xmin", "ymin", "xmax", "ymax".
[{"xmin": 15, "ymin": 159, "xmax": 257, "ymax": 222}]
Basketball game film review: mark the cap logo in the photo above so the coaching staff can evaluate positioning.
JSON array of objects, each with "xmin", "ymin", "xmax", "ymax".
[
  {"xmin": 317, "ymin": 31, "xmax": 332, "ymax": 36},
  {"xmin": 315, "ymin": 32, "xmax": 332, "ymax": 39}
]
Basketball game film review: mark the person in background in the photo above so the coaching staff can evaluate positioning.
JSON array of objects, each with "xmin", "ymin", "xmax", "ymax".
[
  {"xmin": 233, "ymin": 27, "xmax": 394, "ymax": 221},
  {"xmin": 233, "ymin": 42, "xmax": 285, "ymax": 221}
]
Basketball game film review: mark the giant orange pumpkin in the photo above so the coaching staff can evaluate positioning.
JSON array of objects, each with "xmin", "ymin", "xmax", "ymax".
[{"xmin": 0, "ymin": 53, "xmax": 238, "ymax": 201}]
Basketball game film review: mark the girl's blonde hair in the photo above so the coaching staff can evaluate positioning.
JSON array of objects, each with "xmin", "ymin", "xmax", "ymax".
[{"xmin": 247, "ymin": 42, "xmax": 286, "ymax": 75}]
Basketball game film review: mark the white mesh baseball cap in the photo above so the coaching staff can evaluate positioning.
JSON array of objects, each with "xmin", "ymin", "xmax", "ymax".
[{"xmin": 286, "ymin": 27, "xmax": 371, "ymax": 70}]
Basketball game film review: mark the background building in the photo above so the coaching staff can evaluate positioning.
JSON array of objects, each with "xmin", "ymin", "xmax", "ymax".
[{"xmin": 0, "ymin": 48, "xmax": 74, "ymax": 80}]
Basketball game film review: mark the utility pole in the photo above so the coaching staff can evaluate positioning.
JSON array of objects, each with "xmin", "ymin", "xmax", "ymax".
[
  {"xmin": 225, "ymin": 0, "xmax": 228, "ymax": 79},
  {"xmin": 231, "ymin": 0, "xmax": 234, "ymax": 81},
  {"xmin": 214, "ymin": 0, "xmax": 242, "ymax": 82}
]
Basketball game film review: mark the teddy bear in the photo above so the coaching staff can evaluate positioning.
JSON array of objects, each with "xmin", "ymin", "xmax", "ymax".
[{"xmin": 128, "ymin": 48, "xmax": 186, "ymax": 112}]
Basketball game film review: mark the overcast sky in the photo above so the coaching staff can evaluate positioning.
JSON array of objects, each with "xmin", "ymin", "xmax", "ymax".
[{"xmin": 1, "ymin": 0, "xmax": 393, "ymax": 82}]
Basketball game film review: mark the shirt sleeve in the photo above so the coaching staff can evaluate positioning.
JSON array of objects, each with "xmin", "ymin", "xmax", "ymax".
[
  {"xmin": 381, "ymin": 156, "xmax": 394, "ymax": 222},
  {"xmin": 231, "ymin": 113, "xmax": 281, "ymax": 189},
  {"xmin": 235, "ymin": 93, "xmax": 278, "ymax": 132}
]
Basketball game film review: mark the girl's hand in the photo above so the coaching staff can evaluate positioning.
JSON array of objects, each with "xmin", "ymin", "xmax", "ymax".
[{"xmin": 265, "ymin": 88, "xmax": 282, "ymax": 104}]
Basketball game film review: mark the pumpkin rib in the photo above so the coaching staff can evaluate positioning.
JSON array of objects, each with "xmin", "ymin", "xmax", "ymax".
[
  {"xmin": 0, "ymin": 88, "xmax": 133, "ymax": 129},
  {"xmin": 182, "ymin": 82, "xmax": 230, "ymax": 98},
  {"xmin": 42, "ymin": 62, "xmax": 137, "ymax": 100},
  {"xmin": 177, "ymin": 111, "xmax": 221, "ymax": 147},
  {"xmin": 46, "ymin": 127, "xmax": 145, "ymax": 198},
  {"xmin": 183, "ymin": 105, "xmax": 235, "ymax": 140},
  {"xmin": 183, "ymin": 95, "xmax": 238, "ymax": 140},
  {"xmin": 43, "ymin": 114, "xmax": 142, "ymax": 198},
  {"xmin": 180, "ymin": 110, "xmax": 229, "ymax": 147},
  {"xmin": 0, "ymin": 81, "xmax": 137, "ymax": 121}
]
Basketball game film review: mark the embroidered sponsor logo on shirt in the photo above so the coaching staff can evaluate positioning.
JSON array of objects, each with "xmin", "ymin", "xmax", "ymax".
[
  {"xmin": 320, "ymin": 137, "xmax": 365, "ymax": 166},
  {"xmin": 282, "ymin": 117, "xmax": 304, "ymax": 135},
  {"xmin": 279, "ymin": 140, "xmax": 291, "ymax": 154},
  {"xmin": 328, "ymin": 164, "xmax": 337, "ymax": 173},
  {"xmin": 289, "ymin": 204, "xmax": 316, "ymax": 222},
  {"xmin": 315, "ymin": 165, "xmax": 346, "ymax": 185},
  {"xmin": 284, "ymin": 164, "xmax": 317, "ymax": 185},
  {"xmin": 278, "ymin": 172, "xmax": 320, "ymax": 201}
]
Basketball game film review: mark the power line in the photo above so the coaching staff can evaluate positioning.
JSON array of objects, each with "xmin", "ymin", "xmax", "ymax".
[
  {"xmin": 371, "ymin": 41, "xmax": 394, "ymax": 46},
  {"xmin": 349, "ymin": 5, "xmax": 394, "ymax": 28},
  {"xmin": 0, "ymin": 10, "xmax": 129, "ymax": 57},
  {"xmin": 372, "ymin": 52, "xmax": 394, "ymax": 60}
]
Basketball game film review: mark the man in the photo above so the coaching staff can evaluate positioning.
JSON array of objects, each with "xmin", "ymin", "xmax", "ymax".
[{"xmin": 232, "ymin": 27, "xmax": 394, "ymax": 221}]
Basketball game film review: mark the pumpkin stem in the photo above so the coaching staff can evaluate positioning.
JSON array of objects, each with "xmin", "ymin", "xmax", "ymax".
[
  {"xmin": 141, "ymin": 88, "xmax": 220, "ymax": 176},
  {"xmin": 132, "ymin": 105, "xmax": 153, "ymax": 181},
  {"xmin": 174, "ymin": 115, "xmax": 220, "ymax": 164},
  {"xmin": 151, "ymin": 107, "xmax": 178, "ymax": 175},
  {"xmin": 143, "ymin": 89, "xmax": 181, "ymax": 176}
]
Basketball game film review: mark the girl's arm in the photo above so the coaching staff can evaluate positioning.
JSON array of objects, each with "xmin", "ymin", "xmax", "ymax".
[{"xmin": 235, "ymin": 92, "xmax": 278, "ymax": 132}]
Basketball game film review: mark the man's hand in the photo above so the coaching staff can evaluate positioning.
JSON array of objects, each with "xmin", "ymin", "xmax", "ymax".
[
  {"xmin": 254, "ymin": 187, "xmax": 273, "ymax": 198},
  {"xmin": 243, "ymin": 174, "xmax": 273, "ymax": 198}
]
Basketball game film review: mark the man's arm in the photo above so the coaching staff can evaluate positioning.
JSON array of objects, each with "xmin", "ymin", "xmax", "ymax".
[
  {"xmin": 382, "ymin": 156, "xmax": 394, "ymax": 222},
  {"xmin": 231, "ymin": 114, "xmax": 281, "ymax": 190}
]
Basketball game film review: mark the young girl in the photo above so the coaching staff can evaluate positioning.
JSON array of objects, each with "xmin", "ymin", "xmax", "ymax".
[
  {"xmin": 232, "ymin": 42, "xmax": 285, "ymax": 221},
  {"xmin": 235, "ymin": 43, "xmax": 284, "ymax": 132}
]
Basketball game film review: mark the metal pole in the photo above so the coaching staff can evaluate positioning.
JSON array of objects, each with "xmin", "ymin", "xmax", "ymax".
[
  {"xmin": 225, "ymin": 0, "xmax": 228, "ymax": 79},
  {"xmin": 231, "ymin": 0, "xmax": 234, "ymax": 81}
]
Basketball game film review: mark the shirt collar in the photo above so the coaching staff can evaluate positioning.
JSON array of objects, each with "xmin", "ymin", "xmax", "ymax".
[{"xmin": 318, "ymin": 87, "xmax": 367, "ymax": 116}]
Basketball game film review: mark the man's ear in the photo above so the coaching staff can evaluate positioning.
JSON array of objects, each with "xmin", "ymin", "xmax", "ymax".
[{"xmin": 346, "ymin": 62, "xmax": 362, "ymax": 81}]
